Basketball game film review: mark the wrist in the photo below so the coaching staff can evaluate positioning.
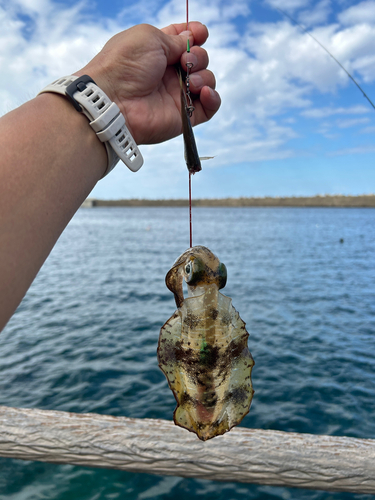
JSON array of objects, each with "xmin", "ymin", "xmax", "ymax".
[
  {"xmin": 73, "ymin": 68, "xmax": 138, "ymax": 143},
  {"xmin": 38, "ymin": 75, "xmax": 143, "ymax": 175},
  {"xmin": 35, "ymin": 92, "xmax": 108, "ymax": 179}
]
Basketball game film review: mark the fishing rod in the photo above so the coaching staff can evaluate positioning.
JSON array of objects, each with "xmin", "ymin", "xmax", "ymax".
[{"xmin": 273, "ymin": 5, "xmax": 375, "ymax": 111}]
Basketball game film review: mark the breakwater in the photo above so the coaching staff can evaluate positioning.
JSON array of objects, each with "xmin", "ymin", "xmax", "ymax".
[{"xmin": 84, "ymin": 194, "xmax": 375, "ymax": 207}]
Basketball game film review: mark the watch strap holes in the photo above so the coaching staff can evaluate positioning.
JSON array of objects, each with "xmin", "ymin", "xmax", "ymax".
[{"xmin": 38, "ymin": 74, "xmax": 143, "ymax": 174}]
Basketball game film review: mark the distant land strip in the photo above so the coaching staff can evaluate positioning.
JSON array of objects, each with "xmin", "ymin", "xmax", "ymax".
[{"xmin": 82, "ymin": 195, "xmax": 375, "ymax": 208}]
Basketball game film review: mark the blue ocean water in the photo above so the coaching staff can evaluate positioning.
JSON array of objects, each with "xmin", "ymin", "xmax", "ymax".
[{"xmin": 1, "ymin": 207, "xmax": 375, "ymax": 500}]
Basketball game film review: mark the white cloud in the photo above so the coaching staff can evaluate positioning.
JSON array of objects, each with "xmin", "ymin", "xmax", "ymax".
[
  {"xmin": 243, "ymin": 22, "xmax": 347, "ymax": 92},
  {"xmin": 265, "ymin": 0, "xmax": 309, "ymax": 13},
  {"xmin": 336, "ymin": 117, "xmax": 370, "ymax": 128},
  {"xmin": 298, "ymin": 0, "xmax": 332, "ymax": 26},
  {"xmin": 360, "ymin": 125, "xmax": 375, "ymax": 134},
  {"xmin": 352, "ymin": 53, "xmax": 375, "ymax": 83},
  {"xmin": 302, "ymin": 105, "xmax": 370, "ymax": 117},
  {"xmin": 154, "ymin": 0, "xmax": 250, "ymax": 28},
  {"xmin": 2, "ymin": 0, "xmax": 375, "ymax": 198},
  {"xmin": 338, "ymin": 0, "xmax": 375, "ymax": 25},
  {"xmin": 328, "ymin": 145, "xmax": 375, "ymax": 156},
  {"xmin": 0, "ymin": 1, "xmax": 127, "ymax": 114}
]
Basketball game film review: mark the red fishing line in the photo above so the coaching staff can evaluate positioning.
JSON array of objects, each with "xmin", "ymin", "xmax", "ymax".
[
  {"xmin": 187, "ymin": 0, "xmax": 192, "ymax": 248},
  {"xmin": 189, "ymin": 171, "xmax": 192, "ymax": 248}
]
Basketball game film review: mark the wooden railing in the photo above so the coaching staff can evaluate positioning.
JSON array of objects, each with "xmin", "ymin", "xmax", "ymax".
[{"xmin": 0, "ymin": 405, "xmax": 374, "ymax": 494}]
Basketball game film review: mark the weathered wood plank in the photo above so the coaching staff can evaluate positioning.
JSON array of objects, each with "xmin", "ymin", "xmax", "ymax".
[{"xmin": 0, "ymin": 405, "xmax": 374, "ymax": 493}]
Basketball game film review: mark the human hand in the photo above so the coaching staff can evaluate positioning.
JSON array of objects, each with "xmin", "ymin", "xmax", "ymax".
[{"xmin": 76, "ymin": 22, "xmax": 221, "ymax": 145}]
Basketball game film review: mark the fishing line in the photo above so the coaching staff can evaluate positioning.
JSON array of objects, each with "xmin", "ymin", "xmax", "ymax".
[
  {"xmin": 186, "ymin": 0, "xmax": 193, "ymax": 248},
  {"xmin": 189, "ymin": 172, "xmax": 193, "ymax": 247},
  {"xmin": 274, "ymin": 5, "xmax": 375, "ymax": 111}
]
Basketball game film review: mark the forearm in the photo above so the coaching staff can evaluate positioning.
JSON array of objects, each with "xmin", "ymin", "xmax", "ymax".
[
  {"xmin": 0, "ymin": 92, "xmax": 107, "ymax": 330},
  {"xmin": 0, "ymin": 22, "xmax": 220, "ymax": 332}
]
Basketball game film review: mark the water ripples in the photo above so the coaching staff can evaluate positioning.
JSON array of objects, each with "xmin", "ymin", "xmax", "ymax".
[{"xmin": 1, "ymin": 207, "xmax": 375, "ymax": 499}]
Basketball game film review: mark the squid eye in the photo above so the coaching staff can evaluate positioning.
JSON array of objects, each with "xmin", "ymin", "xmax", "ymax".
[{"xmin": 185, "ymin": 264, "xmax": 191, "ymax": 274}]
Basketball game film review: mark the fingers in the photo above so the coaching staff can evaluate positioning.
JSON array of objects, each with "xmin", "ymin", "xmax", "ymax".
[
  {"xmin": 180, "ymin": 46, "xmax": 209, "ymax": 74},
  {"xmin": 161, "ymin": 22, "xmax": 219, "ymax": 124},
  {"xmin": 161, "ymin": 21, "xmax": 209, "ymax": 46},
  {"xmin": 189, "ymin": 69, "xmax": 216, "ymax": 94},
  {"xmin": 160, "ymin": 21, "xmax": 210, "ymax": 66},
  {"xmin": 160, "ymin": 30, "xmax": 194, "ymax": 66},
  {"xmin": 192, "ymin": 86, "xmax": 221, "ymax": 125},
  {"xmin": 159, "ymin": 22, "xmax": 220, "ymax": 129}
]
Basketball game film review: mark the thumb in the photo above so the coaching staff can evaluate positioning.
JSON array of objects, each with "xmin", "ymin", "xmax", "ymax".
[{"xmin": 162, "ymin": 30, "xmax": 194, "ymax": 65}]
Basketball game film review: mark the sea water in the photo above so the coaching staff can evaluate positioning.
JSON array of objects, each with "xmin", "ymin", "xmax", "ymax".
[{"xmin": 1, "ymin": 207, "xmax": 375, "ymax": 500}]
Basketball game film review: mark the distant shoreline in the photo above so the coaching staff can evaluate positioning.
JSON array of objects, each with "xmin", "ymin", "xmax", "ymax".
[{"xmin": 82, "ymin": 195, "xmax": 375, "ymax": 208}]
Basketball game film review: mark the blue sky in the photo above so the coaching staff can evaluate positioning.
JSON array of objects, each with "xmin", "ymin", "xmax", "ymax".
[{"xmin": 1, "ymin": 0, "xmax": 375, "ymax": 199}]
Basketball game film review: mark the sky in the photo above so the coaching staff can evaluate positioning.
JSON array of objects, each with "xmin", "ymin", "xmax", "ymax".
[{"xmin": 1, "ymin": 0, "xmax": 375, "ymax": 199}]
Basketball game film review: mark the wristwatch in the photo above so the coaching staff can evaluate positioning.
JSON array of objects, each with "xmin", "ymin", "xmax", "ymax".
[{"xmin": 38, "ymin": 75, "xmax": 143, "ymax": 177}]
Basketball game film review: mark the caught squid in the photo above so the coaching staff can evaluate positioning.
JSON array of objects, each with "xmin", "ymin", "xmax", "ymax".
[{"xmin": 157, "ymin": 246, "xmax": 254, "ymax": 441}]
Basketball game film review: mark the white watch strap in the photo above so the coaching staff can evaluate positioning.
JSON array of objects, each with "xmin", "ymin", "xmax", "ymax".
[{"xmin": 38, "ymin": 75, "xmax": 143, "ymax": 177}]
